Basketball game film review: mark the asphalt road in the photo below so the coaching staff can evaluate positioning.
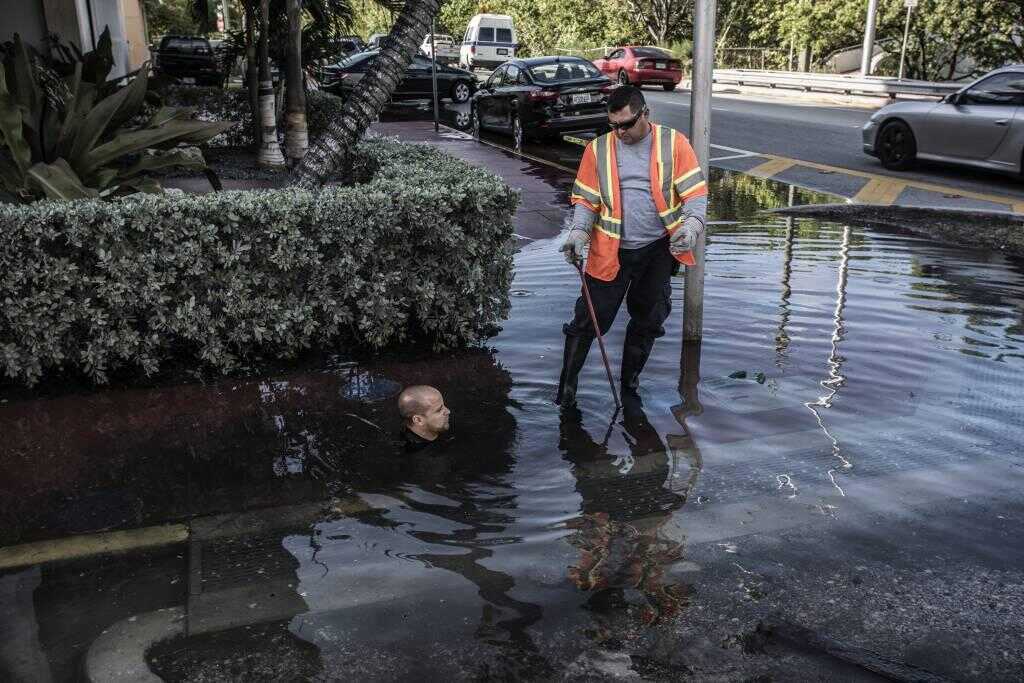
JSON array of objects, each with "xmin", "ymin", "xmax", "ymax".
[{"xmin": 642, "ymin": 89, "xmax": 1024, "ymax": 202}]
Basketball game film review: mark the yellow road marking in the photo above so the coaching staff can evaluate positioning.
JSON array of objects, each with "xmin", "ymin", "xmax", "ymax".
[
  {"xmin": 747, "ymin": 157, "xmax": 797, "ymax": 179},
  {"xmin": 758, "ymin": 154, "xmax": 1017, "ymax": 210},
  {"xmin": 853, "ymin": 177, "xmax": 906, "ymax": 205},
  {"xmin": 563, "ymin": 135, "xmax": 588, "ymax": 147},
  {"xmin": 0, "ymin": 524, "xmax": 189, "ymax": 570}
]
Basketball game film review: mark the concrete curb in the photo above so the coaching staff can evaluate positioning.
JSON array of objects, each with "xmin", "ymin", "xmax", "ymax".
[
  {"xmin": 84, "ymin": 606, "xmax": 184, "ymax": 682},
  {"xmin": 769, "ymin": 203, "xmax": 1024, "ymax": 254}
]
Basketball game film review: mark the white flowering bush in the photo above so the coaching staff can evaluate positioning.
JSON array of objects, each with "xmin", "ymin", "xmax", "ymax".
[{"xmin": 0, "ymin": 139, "xmax": 518, "ymax": 386}]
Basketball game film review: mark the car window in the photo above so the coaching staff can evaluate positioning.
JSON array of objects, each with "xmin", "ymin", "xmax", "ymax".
[
  {"xmin": 502, "ymin": 65, "xmax": 520, "ymax": 86},
  {"xmin": 632, "ymin": 47, "xmax": 673, "ymax": 59},
  {"xmin": 479, "ymin": 27, "xmax": 495, "ymax": 42},
  {"xmin": 485, "ymin": 66, "xmax": 505, "ymax": 88},
  {"xmin": 608, "ymin": 49, "xmax": 625, "ymax": 60},
  {"xmin": 496, "ymin": 28, "xmax": 513, "ymax": 43},
  {"xmin": 963, "ymin": 72, "xmax": 1024, "ymax": 106},
  {"xmin": 464, "ymin": 28, "xmax": 472, "ymax": 42},
  {"xmin": 528, "ymin": 60, "xmax": 602, "ymax": 84}
]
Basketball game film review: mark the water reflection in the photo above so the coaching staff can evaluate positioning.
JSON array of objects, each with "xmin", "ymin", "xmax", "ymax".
[
  {"xmin": 560, "ymin": 399, "xmax": 702, "ymax": 627},
  {"xmin": 802, "ymin": 225, "xmax": 854, "ymax": 491}
]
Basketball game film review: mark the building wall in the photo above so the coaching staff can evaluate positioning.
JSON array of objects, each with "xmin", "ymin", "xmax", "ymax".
[{"xmin": 121, "ymin": 0, "xmax": 150, "ymax": 69}]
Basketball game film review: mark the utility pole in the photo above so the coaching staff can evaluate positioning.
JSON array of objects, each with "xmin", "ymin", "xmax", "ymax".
[
  {"xmin": 685, "ymin": 0, "xmax": 716, "ymax": 341},
  {"xmin": 221, "ymin": 0, "xmax": 231, "ymax": 32},
  {"xmin": 860, "ymin": 0, "xmax": 879, "ymax": 77}
]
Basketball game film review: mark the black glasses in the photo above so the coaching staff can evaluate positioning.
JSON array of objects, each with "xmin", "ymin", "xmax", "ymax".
[{"xmin": 608, "ymin": 107, "xmax": 648, "ymax": 131}]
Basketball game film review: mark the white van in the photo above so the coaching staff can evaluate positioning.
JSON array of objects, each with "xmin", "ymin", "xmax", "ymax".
[{"xmin": 460, "ymin": 14, "xmax": 517, "ymax": 71}]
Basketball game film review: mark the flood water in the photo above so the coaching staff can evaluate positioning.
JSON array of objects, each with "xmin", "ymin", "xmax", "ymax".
[{"xmin": 2, "ymin": 171, "xmax": 1024, "ymax": 681}]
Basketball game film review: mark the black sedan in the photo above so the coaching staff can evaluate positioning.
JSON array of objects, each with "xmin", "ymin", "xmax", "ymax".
[
  {"xmin": 320, "ymin": 51, "xmax": 477, "ymax": 104},
  {"xmin": 471, "ymin": 57, "xmax": 614, "ymax": 148}
]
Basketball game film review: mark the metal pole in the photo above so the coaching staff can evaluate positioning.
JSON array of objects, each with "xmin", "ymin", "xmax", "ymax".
[
  {"xmin": 685, "ymin": 0, "xmax": 716, "ymax": 342},
  {"xmin": 575, "ymin": 262, "xmax": 621, "ymax": 410},
  {"xmin": 860, "ymin": 0, "xmax": 879, "ymax": 77},
  {"xmin": 898, "ymin": 5, "xmax": 913, "ymax": 81},
  {"xmin": 430, "ymin": 22, "xmax": 439, "ymax": 133},
  {"xmin": 222, "ymin": 0, "xmax": 231, "ymax": 32}
]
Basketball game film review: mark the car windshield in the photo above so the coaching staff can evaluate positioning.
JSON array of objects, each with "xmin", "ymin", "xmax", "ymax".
[
  {"xmin": 336, "ymin": 51, "xmax": 377, "ymax": 69},
  {"xmin": 632, "ymin": 47, "xmax": 673, "ymax": 59},
  {"xmin": 528, "ymin": 60, "xmax": 602, "ymax": 84}
]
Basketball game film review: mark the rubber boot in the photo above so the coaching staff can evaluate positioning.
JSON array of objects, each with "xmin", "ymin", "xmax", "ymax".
[
  {"xmin": 556, "ymin": 334, "xmax": 594, "ymax": 407},
  {"xmin": 620, "ymin": 331, "xmax": 655, "ymax": 400}
]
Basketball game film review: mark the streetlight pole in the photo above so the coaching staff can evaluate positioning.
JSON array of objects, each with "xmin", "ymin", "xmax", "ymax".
[
  {"xmin": 685, "ymin": 0, "xmax": 716, "ymax": 341},
  {"xmin": 430, "ymin": 22, "xmax": 439, "ymax": 133},
  {"xmin": 898, "ymin": 1, "xmax": 916, "ymax": 81},
  {"xmin": 860, "ymin": 0, "xmax": 879, "ymax": 77}
]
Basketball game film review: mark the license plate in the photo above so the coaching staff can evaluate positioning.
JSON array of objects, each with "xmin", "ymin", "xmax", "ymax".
[
  {"xmin": 656, "ymin": 62, "xmax": 667, "ymax": 69},
  {"xmin": 497, "ymin": 48, "xmax": 508, "ymax": 55},
  {"xmin": 572, "ymin": 93, "xmax": 591, "ymax": 105}
]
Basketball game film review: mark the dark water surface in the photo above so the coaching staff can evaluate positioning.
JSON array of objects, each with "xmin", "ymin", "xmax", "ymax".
[{"xmin": 3, "ymin": 173, "xmax": 1024, "ymax": 681}]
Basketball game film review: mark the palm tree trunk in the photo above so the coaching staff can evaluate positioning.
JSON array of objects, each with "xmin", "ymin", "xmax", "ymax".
[
  {"xmin": 284, "ymin": 0, "xmax": 308, "ymax": 162},
  {"xmin": 258, "ymin": 0, "xmax": 285, "ymax": 167},
  {"xmin": 245, "ymin": 2, "xmax": 261, "ymax": 148},
  {"xmin": 291, "ymin": 0, "xmax": 442, "ymax": 188}
]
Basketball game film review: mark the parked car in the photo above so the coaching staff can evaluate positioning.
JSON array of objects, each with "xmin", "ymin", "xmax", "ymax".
[
  {"xmin": 367, "ymin": 33, "xmax": 388, "ymax": 50},
  {"xmin": 153, "ymin": 35, "xmax": 224, "ymax": 86},
  {"xmin": 460, "ymin": 14, "xmax": 517, "ymax": 71},
  {"xmin": 471, "ymin": 57, "xmax": 613, "ymax": 148},
  {"xmin": 862, "ymin": 65, "xmax": 1024, "ymax": 173},
  {"xmin": 421, "ymin": 33, "xmax": 459, "ymax": 65},
  {"xmin": 333, "ymin": 35, "xmax": 367, "ymax": 56},
  {"xmin": 321, "ymin": 50, "xmax": 477, "ymax": 103},
  {"xmin": 593, "ymin": 46, "xmax": 683, "ymax": 91}
]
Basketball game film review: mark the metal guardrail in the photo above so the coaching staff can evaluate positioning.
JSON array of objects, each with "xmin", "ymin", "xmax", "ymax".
[{"xmin": 711, "ymin": 69, "xmax": 963, "ymax": 98}]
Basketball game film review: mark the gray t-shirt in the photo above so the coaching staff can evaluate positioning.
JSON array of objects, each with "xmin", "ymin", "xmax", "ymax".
[{"xmin": 614, "ymin": 134, "xmax": 664, "ymax": 250}]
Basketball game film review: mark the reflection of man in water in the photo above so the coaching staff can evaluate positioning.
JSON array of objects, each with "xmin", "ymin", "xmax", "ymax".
[
  {"xmin": 560, "ymin": 403, "xmax": 699, "ymax": 625},
  {"xmin": 397, "ymin": 385, "xmax": 452, "ymax": 453}
]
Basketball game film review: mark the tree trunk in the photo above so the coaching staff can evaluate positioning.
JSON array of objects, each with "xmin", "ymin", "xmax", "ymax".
[
  {"xmin": 284, "ymin": 0, "xmax": 308, "ymax": 162},
  {"xmin": 245, "ymin": 3, "xmax": 261, "ymax": 148},
  {"xmin": 291, "ymin": 0, "xmax": 442, "ymax": 188},
  {"xmin": 258, "ymin": 0, "xmax": 285, "ymax": 167}
]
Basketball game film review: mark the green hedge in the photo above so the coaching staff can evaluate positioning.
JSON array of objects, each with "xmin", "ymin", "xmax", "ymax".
[
  {"xmin": 0, "ymin": 139, "xmax": 518, "ymax": 386},
  {"xmin": 159, "ymin": 86, "xmax": 347, "ymax": 148}
]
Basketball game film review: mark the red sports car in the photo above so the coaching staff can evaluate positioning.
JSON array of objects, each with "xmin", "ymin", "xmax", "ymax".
[{"xmin": 592, "ymin": 46, "xmax": 683, "ymax": 91}]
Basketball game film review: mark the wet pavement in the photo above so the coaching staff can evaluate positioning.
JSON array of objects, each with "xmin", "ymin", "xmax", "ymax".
[{"xmin": 3, "ymin": 116, "xmax": 1024, "ymax": 682}]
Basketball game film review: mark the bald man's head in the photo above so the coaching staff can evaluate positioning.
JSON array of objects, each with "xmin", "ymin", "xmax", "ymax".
[{"xmin": 398, "ymin": 385, "xmax": 450, "ymax": 440}]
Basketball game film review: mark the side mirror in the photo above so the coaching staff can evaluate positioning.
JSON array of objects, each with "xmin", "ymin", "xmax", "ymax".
[{"xmin": 945, "ymin": 92, "xmax": 960, "ymax": 105}]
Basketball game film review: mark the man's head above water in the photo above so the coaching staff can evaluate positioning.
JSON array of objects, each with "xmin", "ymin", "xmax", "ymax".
[{"xmin": 397, "ymin": 385, "xmax": 451, "ymax": 441}]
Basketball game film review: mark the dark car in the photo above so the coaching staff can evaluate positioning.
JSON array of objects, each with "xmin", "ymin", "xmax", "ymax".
[
  {"xmin": 593, "ymin": 46, "xmax": 683, "ymax": 90},
  {"xmin": 153, "ymin": 35, "xmax": 224, "ymax": 86},
  {"xmin": 321, "ymin": 50, "xmax": 476, "ymax": 104},
  {"xmin": 471, "ymin": 57, "xmax": 613, "ymax": 148}
]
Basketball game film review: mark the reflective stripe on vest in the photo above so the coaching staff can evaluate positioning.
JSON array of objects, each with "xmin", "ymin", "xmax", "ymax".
[{"xmin": 593, "ymin": 134, "xmax": 621, "ymax": 238}]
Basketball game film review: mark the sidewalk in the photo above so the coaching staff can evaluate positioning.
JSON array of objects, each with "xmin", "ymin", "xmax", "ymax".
[{"xmin": 371, "ymin": 121, "xmax": 571, "ymax": 241}]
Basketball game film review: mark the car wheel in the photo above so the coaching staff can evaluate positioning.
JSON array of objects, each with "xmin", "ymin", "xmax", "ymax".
[
  {"xmin": 472, "ymin": 107, "xmax": 481, "ymax": 141},
  {"xmin": 877, "ymin": 120, "xmax": 917, "ymax": 171},
  {"xmin": 618, "ymin": 70, "xmax": 630, "ymax": 86},
  {"xmin": 451, "ymin": 80, "xmax": 472, "ymax": 103},
  {"xmin": 454, "ymin": 108, "xmax": 471, "ymax": 129},
  {"xmin": 662, "ymin": 83, "xmax": 675, "ymax": 92},
  {"xmin": 512, "ymin": 114, "xmax": 523, "ymax": 151}
]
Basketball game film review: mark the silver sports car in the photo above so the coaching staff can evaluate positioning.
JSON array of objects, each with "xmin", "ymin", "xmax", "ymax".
[{"xmin": 862, "ymin": 65, "xmax": 1024, "ymax": 174}]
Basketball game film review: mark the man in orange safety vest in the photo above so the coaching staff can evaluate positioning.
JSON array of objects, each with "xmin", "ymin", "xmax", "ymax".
[{"xmin": 556, "ymin": 85, "xmax": 708, "ymax": 408}]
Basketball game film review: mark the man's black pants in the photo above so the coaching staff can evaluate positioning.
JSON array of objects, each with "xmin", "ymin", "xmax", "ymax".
[{"xmin": 563, "ymin": 236, "xmax": 676, "ymax": 347}]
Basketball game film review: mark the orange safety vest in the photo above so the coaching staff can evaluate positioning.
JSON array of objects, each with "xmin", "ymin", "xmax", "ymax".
[{"xmin": 570, "ymin": 123, "xmax": 708, "ymax": 282}]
